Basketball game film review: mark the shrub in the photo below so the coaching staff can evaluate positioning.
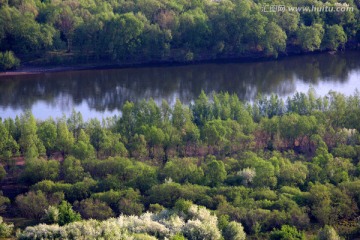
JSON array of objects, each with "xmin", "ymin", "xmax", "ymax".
[
  {"xmin": 75, "ymin": 198, "xmax": 114, "ymax": 220},
  {"xmin": 317, "ymin": 225, "xmax": 341, "ymax": 240},
  {"xmin": 270, "ymin": 225, "xmax": 305, "ymax": 240},
  {"xmin": 0, "ymin": 217, "xmax": 13, "ymax": 238},
  {"xmin": 57, "ymin": 201, "xmax": 81, "ymax": 226},
  {"xmin": 0, "ymin": 51, "xmax": 20, "ymax": 71},
  {"xmin": 223, "ymin": 221, "xmax": 246, "ymax": 240},
  {"xmin": 0, "ymin": 165, "xmax": 6, "ymax": 182},
  {"xmin": 43, "ymin": 205, "xmax": 59, "ymax": 224},
  {"xmin": 16, "ymin": 191, "xmax": 50, "ymax": 220},
  {"xmin": 19, "ymin": 204, "xmax": 222, "ymax": 239}
]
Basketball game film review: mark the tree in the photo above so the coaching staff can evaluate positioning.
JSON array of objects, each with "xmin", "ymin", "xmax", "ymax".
[
  {"xmin": 270, "ymin": 225, "xmax": 305, "ymax": 240},
  {"xmin": 99, "ymin": 131, "xmax": 128, "ymax": 158},
  {"xmin": 309, "ymin": 183, "xmax": 332, "ymax": 225},
  {"xmin": 103, "ymin": 13, "xmax": 144, "ymax": 60},
  {"xmin": 67, "ymin": 109, "xmax": 84, "ymax": 139},
  {"xmin": 262, "ymin": 22, "xmax": 287, "ymax": 57},
  {"xmin": 72, "ymin": 129, "xmax": 95, "ymax": 160},
  {"xmin": 0, "ymin": 216, "xmax": 13, "ymax": 238},
  {"xmin": 56, "ymin": 6, "xmax": 82, "ymax": 52},
  {"xmin": 241, "ymin": 152, "xmax": 277, "ymax": 188},
  {"xmin": 75, "ymin": 198, "xmax": 114, "ymax": 220},
  {"xmin": 0, "ymin": 51, "xmax": 20, "ymax": 70},
  {"xmin": 205, "ymin": 160, "xmax": 227, "ymax": 187},
  {"xmin": 58, "ymin": 200, "xmax": 81, "ymax": 226},
  {"xmin": 192, "ymin": 90, "xmax": 212, "ymax": 126},
  {"xmin": 297, "ymin": 24, "xmax": 324, "ymax": 51},
  {"xmin": 56, "ymin": 118, "xmax": 74, "ymax": 157},
  {"xmin": 16, "ymin": 191, "xmax": 50, "ymax": 220},
  {"xmin": 0, "ymin": 192, "xmax": 10, "ymax": 213},
  {"xmin": 178, "ymin": 8, "xmax": 210, "ymax": 50},
  {"xmin": 129, "ymin": 134, "xmax": 148, "ymax": 159},
  {"xmin": 317, "ymin": 225, "xmax": 341, "ymax": 240},
  {"xmin": 62, "ymin": 156, "xmax": 87, "ymax": 183},
  {"xmin": 172, "ymin": 99, "xmax": 188, "ymax": 130},
  {"xmin": 0, "ymin": 164, "xmax": 6, "ymax": 182},
  {"xmin": 322, "ymin": 25, "xmax": 347, "ymax": 50},
  {"xmin": 21, "ymin": 158, "xmax": 60, "ymax": 184},
  {"xmin": 0, "ymin": 119, "xmax": 19, "ymax": 159},
  {"xmin": 92, "ymin": 188, "xmax": 144, "ymax": 215},
  {"xmin": 163, "ymin": 158, "xmax": 204, "ymax": 184},
  {"xmin": 43, "ymin": 205, "xmax": 59, "ymax": 224},
  {"xmin": 223, "ymin": 221, "xmax": 246, "ymax": 240},
  {"xmin": 276, "ymin": 11, "xmax": 300, "ymax": 33},
  {"xmin": 19, "ymin": 111, "xmax": 45, "ymax": 159},
  {"xmin": 37, "ymin": 119, "xmax": 57, "ymax": 155}
]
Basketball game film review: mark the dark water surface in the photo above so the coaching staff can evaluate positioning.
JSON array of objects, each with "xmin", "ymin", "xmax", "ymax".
[{"xmin": 0, "ymin": 51, "xmax": 359, "ymax": 120}]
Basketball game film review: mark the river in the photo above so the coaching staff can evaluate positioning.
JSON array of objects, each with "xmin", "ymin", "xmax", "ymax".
[{"xmin": 0, "ymin": 51, "xmax": 359, "ymax": 120}]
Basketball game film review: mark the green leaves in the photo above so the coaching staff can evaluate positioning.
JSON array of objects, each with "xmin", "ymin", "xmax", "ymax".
[{"xmin": 297, "ymin": 24, "xmax": 324, "ymax": 52}]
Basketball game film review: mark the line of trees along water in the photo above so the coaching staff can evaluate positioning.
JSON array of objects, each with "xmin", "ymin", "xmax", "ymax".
[
  {"xmin": 0, "ymin": 0, "xmax": 359, "ymax": 70},
  {"xmin": 0, "ymin": 90, "xmax": 360, "ymax": 239}
]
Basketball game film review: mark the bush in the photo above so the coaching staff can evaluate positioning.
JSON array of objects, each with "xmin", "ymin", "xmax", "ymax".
[
  {"xmin": 0, "ymin": 51, "xmax": 20, "ymax": 71},
  {"xmin": 57, "ymin": 201, "xmax": 81, "ymax": 226},
  {"xmin": 75, "ymin": 198, "xmax": 114, "ymax": 220},
  {"xmin": 0, "ymin": 165, "xmax": 5, "ymax": 182},
  {"xmin": 16, "ymin": 191, "xmax": 51, "ymax": 220},
  {"xmin": 19, "ymin": 204, "xmax": 222, "ymax": 239},
  {"xmin": 0, "ymin": 193, "xmax": 10, "ymax": 213},
  {"xmin": 43, "ymin": 206, "xmax": 59, "ymax": 224},
  {"xmin": 223, "ymin": 221, "xmax": 246, "ymax": 240},
  {"xmin": 0, "ymin": 217, "xmax": 13, "ymax": 238},
  {"xmin": 317, "ymin": 225, "xmax": 341, "ymax": 240},
  {"xmin": 270, "ymin": 225, "xmax": 305, "ymax": 240}
]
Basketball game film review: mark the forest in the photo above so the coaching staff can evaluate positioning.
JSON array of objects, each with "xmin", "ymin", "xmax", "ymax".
[
  {"xmin": 0, "ymin": 0, "xmax": 359, "ymax": 70},
  {"xmin": 0, "ymin": 90, "xmax": 359, "ymax": 239}
]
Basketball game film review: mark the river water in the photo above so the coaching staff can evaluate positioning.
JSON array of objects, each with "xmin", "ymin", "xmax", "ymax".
[{"xmin": 0, "ymin": 51, "xmax": 359, "ymax": 120}]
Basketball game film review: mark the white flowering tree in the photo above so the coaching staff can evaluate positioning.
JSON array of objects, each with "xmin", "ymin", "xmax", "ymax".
[{"xmin": 19, "ymin": 204, "xmax": 246, "ymax": 240}]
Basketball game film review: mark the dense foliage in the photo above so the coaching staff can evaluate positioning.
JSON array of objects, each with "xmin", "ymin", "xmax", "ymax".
[
  {"xmin": 0, "ymin": 0, "xmax": 359, "ymax": 68},
  {"xmin": 1, "ymin": 90, "xmax": 360, "ymax": 239}
]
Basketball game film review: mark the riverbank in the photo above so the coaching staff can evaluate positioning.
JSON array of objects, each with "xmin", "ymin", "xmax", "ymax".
[{"xmin": 0, "ymin": 49, "xmax": 359, "ymax": 78}]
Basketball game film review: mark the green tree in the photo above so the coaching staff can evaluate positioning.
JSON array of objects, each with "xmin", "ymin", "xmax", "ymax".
[
  {"xmin": 58, "ymin": 200, "xmax": 81, "ymax": 226},
  {"xmin": 62, "ymin": 156, "xmax": 87, "ymax": 183},
  {"xmin": 75, "ymin": 198, "xmax": 114, "ymax": 220},
  {"xmin": 205, "ymin": 160, "xmax": 227, "ymax": 187},
  {"xmin": 56, "ymin": 6, "xmax": 82, "ymax": 52},
  {"xmin": 223, "ymin": 221, "xmax": 246, "ymax": 240},
  {"xmin": 241, "ymin": 152, "xmax": 277, "ymax": 188},
  {"xmin": 0, "ymin": 165, "xmax": 5, "ymax": 182},
  {"xmin": 56, "ymin": 118, "xmax": 74, "ymax": 157},
  {"xmin": 16, "ymin": 190, "xmax": 50, "ymax": 220},
  {"xmin": 297, "ymin": 24, "xmax": 324, "ymax": 51},
  {"xmin": 72, "ymin": 129, "xmax": 95, "ymax": 160},
  {"xmin": 163, "ymin": 158, "xmax": 204, "ymax": 184},
  {"xmin": 317, "ymin": 225, "xmax": 341, "ymax": 240},
  {"xmin": 192, "ymin": 90, "xmax": 212, "ymax": 126},
  {"xmin": 67, "ymin": 109, "xmax": 84, "ymax": 139},
  {"xmin": 19, "ymin": 111, "xmax": 45, "ymax": 159},
  {"xmin": 322, "ymin": 25, "xmax": 347, "ymax": 50},
  {"xmin": 0, "ymin": 120, "xmax": 19, "ymax": 159},
  {"xmin": 37, "ymin": 119, "xmax": 57, "ymax": 155},
  {"xmin": 0, "ymin": 216, "xmax": 13, "ymax": 238},
  {"xmin": 309, "ymin": 183, "xmax": 332, "ymax": 225},
  {"xmin": 99, "ymin": 131, "xmax": 128, "ymax": 158},
  {"xmin": 0, "ymin": 51, "xmax": 20, "ymax": 70},
  {"xmin": 270, "ymin": 225, "xmax": 305, "ymax": 240},
  {"xmin": 103, "ymin": 13, "xmax": 144, "ymax": 60},
  {"xmin": 21, "ymin": 158, "xmax": 60, "ymax": 184},
  {"xmin": 262, "ymin": 22, "xmax": 287, "ymax": 57}
]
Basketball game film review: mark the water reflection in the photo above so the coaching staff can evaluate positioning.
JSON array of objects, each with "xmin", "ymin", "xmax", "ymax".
[{"xmin": 0, "ymin": 51, "xmax": 359, "ymax": 119}]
